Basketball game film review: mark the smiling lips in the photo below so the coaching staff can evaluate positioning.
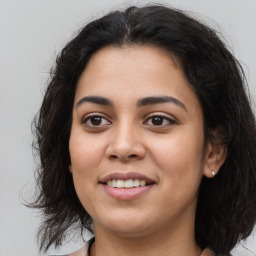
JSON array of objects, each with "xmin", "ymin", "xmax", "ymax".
[
  {"xmin": 107, "ymin": 179, "xmax": 147, "ymax": 188},
  {"xmin": 100, "ymin": 172, "xmax": 156, "ymax": 200}
]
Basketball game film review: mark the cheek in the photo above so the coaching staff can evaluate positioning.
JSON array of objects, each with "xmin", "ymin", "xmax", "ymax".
[
  {"xmin": 69, "ymin": 132, "xmax": 105, "ymax": 215},
  {"xmin": 69, "ymin": 132, "xmax": 104, "ymax": 176},
  {"xmin": 149, "ymin": 131, "xmax": 204, "ymax": 195},
  {"xmin": 151, "ymin": 131, "xmax": 204, "ymax": 167}
]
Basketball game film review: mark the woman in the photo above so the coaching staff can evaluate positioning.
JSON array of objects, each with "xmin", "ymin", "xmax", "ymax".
[{"xmin": 32, "ymin": 5, "xmax": 256, "ymax": 256}]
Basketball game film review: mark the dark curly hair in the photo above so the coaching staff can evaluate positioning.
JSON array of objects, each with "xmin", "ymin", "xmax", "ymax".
[{"xmin": 31, "ymin": 4, "xmax": 256, "ymax": 255}]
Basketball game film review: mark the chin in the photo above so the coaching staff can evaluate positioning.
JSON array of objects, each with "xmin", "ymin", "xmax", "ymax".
[{"xmin": 95, "ymin": 212, "xmax": 155, "ymax": 236}]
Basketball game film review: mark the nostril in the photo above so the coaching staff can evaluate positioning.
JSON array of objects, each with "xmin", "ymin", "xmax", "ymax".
[{"xmin": 109, "ymin": 154, "xmax": 137, "ymax": 160}]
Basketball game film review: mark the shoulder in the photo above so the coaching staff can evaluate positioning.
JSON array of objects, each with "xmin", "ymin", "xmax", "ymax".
[
  {"xmin": 49, "ymin": 237, "xmax": 94, "ymax": 256},
  {"xmin": 49, "ymin": 244, "xmax": 88, "ymax": 256},
  {"xmin": 201, "ymin": 248, "xmax": 216, "ymax": 256},
  {"xmin": 64, "ymin": 244, "xmax": 89, "ymax": 256}
]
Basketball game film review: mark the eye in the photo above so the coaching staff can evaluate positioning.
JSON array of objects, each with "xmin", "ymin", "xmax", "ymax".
[
  {"xmin": 82, "ymin": 115, "xmax": 111, "ymax": 127},
  {"xmin": 144, "ymin": 115, "xmax": 176, "ymax": 127}
]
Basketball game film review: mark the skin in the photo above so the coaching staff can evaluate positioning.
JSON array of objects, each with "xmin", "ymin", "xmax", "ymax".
[{"xmin": 69, "ymin": 45, "xmax": 226, "ymax": 256}]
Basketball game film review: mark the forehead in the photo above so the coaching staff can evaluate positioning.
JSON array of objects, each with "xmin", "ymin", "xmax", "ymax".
[
  {"xmin": 77, "ymin": 46, "xmax": 182, "ymax": 90},
  {"xmin": 75, "ymin": 45, "xmax": 201, "ymax": 113}
]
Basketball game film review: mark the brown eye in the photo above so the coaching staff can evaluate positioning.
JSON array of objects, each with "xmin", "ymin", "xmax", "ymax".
[
  {"xmin": 90, "ymin": 116, "xmax": 103, "ymax": 125},
  {"xmin": 151, "ymin": 116, "xmax": 164, "ymax": 126},
  {"xmin": 144, "ymin": 115, "xmax": 176, "ymax": 127},
  {"xmin": 82, "ymin": 115, "xmax": 111, "ymax": 127}
]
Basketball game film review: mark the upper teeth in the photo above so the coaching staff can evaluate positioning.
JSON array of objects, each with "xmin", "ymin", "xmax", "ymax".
[{"xmin": 107, "ymin": 179, "xmax": 146, "ymax": 188}]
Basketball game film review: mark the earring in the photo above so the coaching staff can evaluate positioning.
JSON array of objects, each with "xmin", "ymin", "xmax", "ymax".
[{"xmin": 211, "ymin": 171, "xmax": 215, "ymax": 176}]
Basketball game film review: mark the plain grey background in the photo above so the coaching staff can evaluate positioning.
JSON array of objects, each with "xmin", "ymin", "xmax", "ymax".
[{"xmin": 0, "ymin": 0, "xmax": 255, "ymax": 255}]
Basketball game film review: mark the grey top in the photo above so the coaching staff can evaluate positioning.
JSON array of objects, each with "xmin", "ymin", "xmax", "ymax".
[{"xmin": 51, "ymin": 237, "xmax": 215, "ymax": 256}]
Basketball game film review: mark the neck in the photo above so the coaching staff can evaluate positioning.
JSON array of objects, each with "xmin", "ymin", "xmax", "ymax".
[{"xmin": 91, "ymin": 219, "xmax": 202, "ymax": 256}]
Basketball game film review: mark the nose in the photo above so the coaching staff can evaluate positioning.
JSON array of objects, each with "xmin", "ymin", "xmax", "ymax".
[{"xmin": 105, "ymin": 122, "xmax": 146, "ymax": 161}]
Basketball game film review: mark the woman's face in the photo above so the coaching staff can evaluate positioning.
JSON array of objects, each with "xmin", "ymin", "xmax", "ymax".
[{"xmin": 69, "ymin": 45, "xmax": 212, "ymax": 238}]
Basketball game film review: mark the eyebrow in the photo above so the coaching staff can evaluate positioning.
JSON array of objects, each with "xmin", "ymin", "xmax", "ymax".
[
  {"xmin": 76, "ymin": 95, "xmax": 187, "ymax": 111},
  {"xmin": 137, "ymin": 96, "xmax": 187, "ymax": 111},
  {"xmin": 76, "ymin": 96, "xmax": 113, "ymax": 108}
]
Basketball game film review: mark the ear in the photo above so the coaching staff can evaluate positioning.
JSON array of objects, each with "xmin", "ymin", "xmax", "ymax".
[
  {"xmin": 203, "ymin": 141, "xmax": 227, "ymax": 178},
  {"xmin": 68, "ymin": 164, "xmax": 73, "ymax": 174}
]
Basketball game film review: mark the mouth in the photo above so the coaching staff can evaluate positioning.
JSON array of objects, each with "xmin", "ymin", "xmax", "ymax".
[
  {"xmin": 100, "ymin": 172, "xmax": 156, "ymax": 188},
  {"xmin": 99, "ymin": 172, "xmax": 156, "ymax": 200},
  {"xmin": 103, "ymin": 179, "xmax": 153, "ymax": 189}
]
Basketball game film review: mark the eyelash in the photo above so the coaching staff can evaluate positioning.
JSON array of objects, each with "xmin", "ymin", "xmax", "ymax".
[
  {"xmin": 144, "ymin": 115, "xmax": 177, "ymax": 127},
  {"xmin": 81, "ymin": 115, "xmax": 111, "ymax": 128},
  {"xmin": 81, "ymin": 114, "xmax": 177, "ymax": 129}
]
